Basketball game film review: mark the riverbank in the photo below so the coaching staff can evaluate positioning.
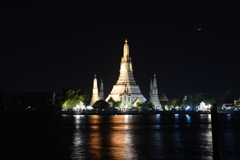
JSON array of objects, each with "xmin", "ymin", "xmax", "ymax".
[{"xmin": 0, "ymin": 110, "xmax": 237, "ymax": 115}]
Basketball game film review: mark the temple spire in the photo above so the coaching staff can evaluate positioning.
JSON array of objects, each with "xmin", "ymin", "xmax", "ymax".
[
  {"xmin": 90, "ymin": 74, "xmax": 99, "ymax": 106},
  {"xmin": 93, "ymin": 74, "xmax": 97, "ymax": 88},
  {"xmin": 149, "ymin": 79, "xmax": 153, "ymax": 102},
  {"xmin": 123, "ymin": 38, "xmax": 129, "ymax": 57},
  {"xmin": 149, "ymin": 74, "xmax": 161, "ymax": 109},
  {"xmin": 183, "ymin": 94, "xmax": 187, "ymax": 101},
  {"xmin": 152, "ymin": 74, "xmax": 158, "ymax": 93},
  {"xmin": 105, "ymin": 39, "xmax": 146, "ymax": 106},
  {"xmin": 116, "ymin": 39, "xmax": 135, "ymax": 84},
  {"xmin": 99, "ymin": 79, "xmax": 104, "ymax": 100}
]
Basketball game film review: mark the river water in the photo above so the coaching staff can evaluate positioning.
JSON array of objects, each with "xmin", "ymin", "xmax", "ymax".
[{"xmin": 1, "ymin": 113, "xmax": 239, "ymax": 160}]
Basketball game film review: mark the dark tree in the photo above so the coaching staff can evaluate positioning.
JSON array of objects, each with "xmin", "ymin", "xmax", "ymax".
[
  {"xmin": 92, "ymin": 100, "xmax": 110, "ymax": 111},
  {"xmin": 187, "ymin": 93, "xmax": 216, "ymax": 109},
  {"xmin": 113, "ymin": 101, "xmax": 122, "ymax": 107},
  {"xmin": 56, "ymin": 89, "xmax": 89, "ymax": 110},
  {"xmin": 138, "ymin": 101, "xmax": 154, "ymax": 110}
]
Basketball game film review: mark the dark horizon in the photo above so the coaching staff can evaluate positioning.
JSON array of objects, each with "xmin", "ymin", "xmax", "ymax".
[{"xmin": 1, "ymin": 1, "xmax": 240, "ymax": 100}]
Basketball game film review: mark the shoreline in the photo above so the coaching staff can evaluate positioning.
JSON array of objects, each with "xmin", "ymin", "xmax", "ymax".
[{"xmin": 0, "ymin": 110, "xmax": 237, "ymax": 115}]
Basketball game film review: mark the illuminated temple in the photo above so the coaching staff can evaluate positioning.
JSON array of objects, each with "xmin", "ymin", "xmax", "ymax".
[
  {"xmin": 149, "ymin": 75, "xmax": 161, "ymax": 109},
  {"xmin": 105, "ymin": 39, "xmax": 147, "ymax": 107},
  {"xmin": 90, "ymin": 75, "xmax": 104, "ymax": 106}
]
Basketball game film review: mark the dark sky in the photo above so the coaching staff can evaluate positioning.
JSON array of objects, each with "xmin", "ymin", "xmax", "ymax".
[{"xmin": 1, "ymin": 1, "xmax": 240, "ymax": 100}]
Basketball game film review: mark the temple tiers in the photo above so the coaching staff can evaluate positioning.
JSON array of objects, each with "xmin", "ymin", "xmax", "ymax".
[{"xmin": 106, "ymin": 39, "xmax": 146, "ymax": 106}]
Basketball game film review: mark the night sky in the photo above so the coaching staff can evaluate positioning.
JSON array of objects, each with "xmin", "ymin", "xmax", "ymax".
[{"xmin": 1, "ymin": 1, "xmax": 240, "ymax": 100}]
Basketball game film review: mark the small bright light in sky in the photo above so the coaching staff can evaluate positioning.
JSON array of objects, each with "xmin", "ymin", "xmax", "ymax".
[{"xmin": 198, "ymin": 28, "xmax": 202, "ymax": 31}]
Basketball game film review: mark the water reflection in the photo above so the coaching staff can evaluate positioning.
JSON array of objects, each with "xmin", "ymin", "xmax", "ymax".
[
  {"xmin": 173, "ymin": 129, "xmax": 181, "ymax": 148},
  {"xmin": 109, "ymin": 115, "xmax": 137, "ymax": 159},
  {"xmin": 88, "ymin": 115, "xmax": 137, "ymax": 159},
  {"xmin": 74, "ymin": 115, "xmax": 83, "ymax": 129},
  {"xmin": 2, "ymin": 113, "xmax": 239, "ymax": 159},
  {"xmin": 71, "ymin": 115, "xmax": 88, "ymax": 159},
  {"xmin": 198, "ymin": 124, "xmax": 212, "ymax": 159},
  {"xmin": 208, "ymin": 114, "xmax": 211, "ymax": 120},
  {"xmin": 68, "ymin": 114, "xmax": 214, "ymax": 159},
  {"xmin": 227, "ymin": 114, "xmax": 231, "ymax": 120},
  {"xmin": 153, "ymin": 129, "xmax": 163, "ymax": 158},
  {"xmin": 88, "ymin": 115, "xmax": 102, "ymax": 159},
  {"xmin": 175, "ymin": 114, "xmax": 179, "ymax": 118},
  {"xmin": 124, "ymin": 115, "xmax": 130, "ymax": 130},
  {"xmin": 186, "ymin": 114, "xmax": 191, "ymax": 123}
]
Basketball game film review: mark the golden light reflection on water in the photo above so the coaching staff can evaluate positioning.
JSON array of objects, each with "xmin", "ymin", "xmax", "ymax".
[
  {"xmin": 69, "ymin": 114, "xmax": 214, "ymax": 159},
  {"xmin": 88, "ymin": 115, "xmax": 137, "ymax": 160},
  {"xmin": 89, "ymin": 115, "xmax": 101, "ymax": 130},
  {"xmin": 88, "ymin": 115, "xmax": 102, "ymax": 159},
  {"xmin": 110, "ymin": 115, "xmax": 136, "ymax": 159}
]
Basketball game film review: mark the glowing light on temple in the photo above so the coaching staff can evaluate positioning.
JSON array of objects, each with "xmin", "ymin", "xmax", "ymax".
[{"xmin": 106, "ymin": 39, "xmax": 146, "ymax": 108}]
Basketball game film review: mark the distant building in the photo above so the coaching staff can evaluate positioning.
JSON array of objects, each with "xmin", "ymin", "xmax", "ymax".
[
  {"xmin": 198, "ymin": 101, "xmax": 211, "ymax": 112},
  {"xmin": 218, "ymin": 90, "xmax": 236, "ymax": 109},
  {"xmin": 160, "ymin": 92, "xmax": 169, "ymax": 102},
  {"xmin": 159, "ymin": 92, "xmax": 169, "ymax": 110},
  {"xmin": 2, "ymin": 92, "xmax": 55, "ymax": 111},
  {"xmin": 182, "ymin": 94, "xmax": 188, "ymax": 107}
]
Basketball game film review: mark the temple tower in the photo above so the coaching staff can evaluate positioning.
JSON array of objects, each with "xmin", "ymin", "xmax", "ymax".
[
  {"xmin": 90, "ymin": 74, "xmax": 99, "ymax": 106},
  {"xmin": 149, "ymin": 79, "xmax": 153, "ymax": 102},
  {"xmin": 99, "ymin": 80, "xmax": 104, "ymax": 100},
  {"xmin": 183, "ymin": 94, "xmax": 187, "ymax": 101},
  {"xmin": 149, "ymin": 74, "xmax": 161, "ymax": 109},
  {"xmin": 106, "ymin": 39, "xmax": 146, "ymax": 106}
]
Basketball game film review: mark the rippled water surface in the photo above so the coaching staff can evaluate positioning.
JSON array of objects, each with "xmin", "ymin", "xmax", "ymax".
[{"xmin": 1, "ymin": 114, "xmax": 240, "ymax": 160}]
